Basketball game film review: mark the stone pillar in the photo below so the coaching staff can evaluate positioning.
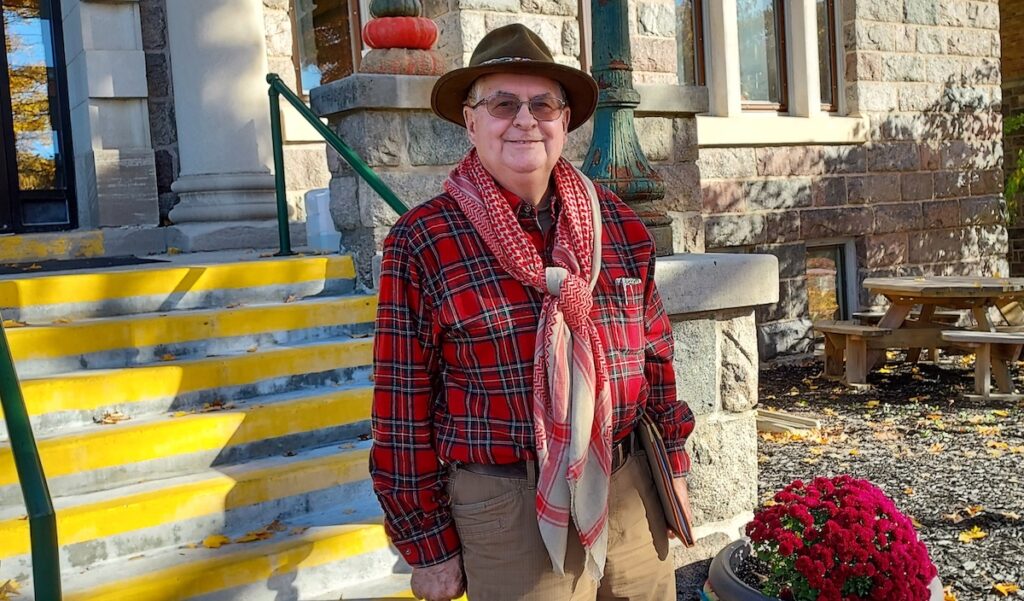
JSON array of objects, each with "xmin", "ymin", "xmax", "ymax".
[
  {"xmin": 62, "ymin": 0, "xmax": 159, "ymax": 228},
  {"xmin": 164, "ymin": 0, "xmax": 281, "ymax": 248}
]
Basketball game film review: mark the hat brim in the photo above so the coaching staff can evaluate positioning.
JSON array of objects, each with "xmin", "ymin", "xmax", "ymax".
[{"xmin": 431, "ymin": 62, "xmax": 598, "ymax": 132}]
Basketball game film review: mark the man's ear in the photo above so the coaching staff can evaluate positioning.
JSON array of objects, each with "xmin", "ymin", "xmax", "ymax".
[
  {"xmin": 562, "ymin": 107, "xmax": 571, "ymax": 134},
  {"xmin": 464, "ymin": 106, "xmax": 477, "ymax": 145}
]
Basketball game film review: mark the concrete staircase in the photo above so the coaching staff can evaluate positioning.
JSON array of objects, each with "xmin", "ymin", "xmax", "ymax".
[{"xmin": 0, "ymin": 252, "xmax": 421, "ymax": 600}]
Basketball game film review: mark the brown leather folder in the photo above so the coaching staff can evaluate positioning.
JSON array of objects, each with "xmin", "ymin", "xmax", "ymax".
[{"xmin": 636, "ymin": 413, "xmax": 695, "ymax": 546}]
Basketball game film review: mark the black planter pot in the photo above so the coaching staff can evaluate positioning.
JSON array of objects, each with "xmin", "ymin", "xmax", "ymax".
[{"xmin": 704, "ymin": 540, "xmax": 776, "ymax": 601}]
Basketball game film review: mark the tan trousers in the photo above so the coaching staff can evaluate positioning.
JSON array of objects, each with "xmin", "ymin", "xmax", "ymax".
[{"xmin": 448, "ymin": 452, "xmax": 675, "ymax": 601}]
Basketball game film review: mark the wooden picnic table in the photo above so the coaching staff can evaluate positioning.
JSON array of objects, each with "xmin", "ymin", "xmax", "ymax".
[{"xmin": 847, "ymin": 276, "xmax": 1024, "ymax": 389}]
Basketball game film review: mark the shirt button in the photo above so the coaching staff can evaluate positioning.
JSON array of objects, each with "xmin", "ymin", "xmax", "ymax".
[
  {"xmin": 405, "ymin": 549, "xmax": 412, "ymax": 555},
  {"xmin": 522, "ymin": 204, "xmax": 534, "ymax": 216}
]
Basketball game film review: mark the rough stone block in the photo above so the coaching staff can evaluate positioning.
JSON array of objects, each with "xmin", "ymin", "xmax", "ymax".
[
  {"xmin": 743, "ymin": 179, "xmax": 812, "ymax": 211},
  {"xmin": 916, "ymin": 29, "xmax": 947, "ymax": 55},
  {"xmin": 875, "ymin": 202, "xmax": 923, "ymax": 234},
  {"xmin": 669, "ymin": 210, "xmax": 704, "ymax": 254},
  {"xmin": 145, "ymin": 53, "xmax": 170, "ymax": 98},
  {"xmin": 521, "ymin": 0, "xmax": 577, "ymax": 16},
  {"xmin": 685, "ymin": 412, "xmax": 758, "ymax": 525},
  {"xmin": 926, "ymin": 56, "xmax": 962, "ymax": 83},
  {"xmin": 901, "ymin": 172, "xmax": 934, "ymax": 201},
  {"xmin": 940, "ymin": 140, "xmax": 971, "ymax": 170},
  {"xmin": 896, "ymin": 26, "xmax": 916, "ymax": 54},
  {"xmin": 856, "ymin": 82, "xmax": 899, "ymax": 112},
  {"xmin": 960, "ymin": 196, "xmax": 1003, "ymax": 226},
  {"xmin": 755, "ymin": 147, "xmax": 825, "ymax": 177},
  {"xmin": 766, "ymin": 211, "xmax": 801, "ymax": 244},
  {"xmin": 102, "ymin": 225, "xmax": 168, "ymax": 256},
  {"xmin": 282, "ymin": 145, "xmax": 331, "ymax": 190},
  {"xmin": 720, "ymin": 313, "xmax": 758, "ymax": 413},
  {"xmin": 701, "ymin": 181, "xmax": 744, "ymax": 214},
  {"xmin": 822, "ymin": 146, "xmax": 868, "ymax": 174},
  {"xmin": 868, "ymin": 143, "xmax": 920, "ymax": 172},
  {"xmin": 637, "ymin": 2, "xmax": 676, "ymax": 37},
  {"xmin": 459, "ymin": 0, "xmax": 519, "ymax": 11},
  {"xmin": 855, "ymin": 0, "xmax": 903, "ymax": 22},
  {"xmin": 632, "ymin": 37, "xmax": 677, "ymax": 74},
  {"xmin": 329, "ymin": 176, "xmax": 360, "ymax": 231},
  {"xmin": 563, "ymin": 119, "xmax": 593, "ymax": 162},
  {"xmin": 334, "ymin": 112, "xmax": 405, "ymax": 167},
  {"xmin": 697, "ymin": 148, "xmax": 758, "ymax": 179},
  {"xmin": 922, "ymin": 199, "xmax": 961, "ymax": 228},
  {"xmin": 919, "ymin": 144, "xmax": 942, "ymax": 171},
  {"xmin": 357, "ymin": 170, "xmax": 449, "ymax": 228},
  {"xmin": 561, "ymin": 20, "xmax": 580, "ymax": 57},
  {"xmin": 704, "ymin": 213, "xmax": 767, "ymax": 248},
  {"xmin": 846, "ymin": 52, "xmax": 882, "ymax": 81},
  {"xmin": 149, "ymin": 99, "xmax": 177, "ymax": 147},
  {"xmin": 139, "ymin": 0, "xmax": 167, "ymax": 50},
  {"xmin": 93, "ymin": 149, "xmax": 160, "ymax": 227},
  {"xmin": 406, "ymin": 114, "xmax": 471, "ymax": 166},
  {"xmin": 863, "ymin": 232, "xmax": 909, "ymax": 268},
  {"xmin": 754, "ymin": 243, "xmax": 807, "ymax": 280},
  {"xmin": 847, "ymin": 174, "xmax": 901, "ymax": 204},
  {"xmin": 636, "ymin": 117, "xmax": 674, "ymax": 161},
  {"xmin": 909, "ymin": 229, "xmax": 965, "ymax": 263},
  {"xmin": 812, "ymin": 176, "xmax": 848, "ymax": 207},
  {"xmin": 898, "ymin": 84, "xmax": 943, "ymax": 111},
  {"xmin": 850, "ymin": 23, "xmax": 898, "ymax": 52},
  {"xmin": 905, "ymin": 0, "xmax": 939, "ymax": 24},
  {"xmin": 756, "ymin": 278, "xmax": 808, "ymax": 324},
  {"xmin": 673, "ymin": 318, "xmax": 718, "ymax": 415},
  {"xmin": 933, "ymin": 171, "xmax": 970, "ymax": 198},
  {"xmin": 801, "ymin": 207, "xmax": 873, "ymax": 239},
  {"xmin": 672, "ymin": 118, "xmax": 699, "ymax": 162},
  {"xmin": 970, "ymin": 170, "xmax": 1003, "ymax": 195},
  {"xmin": 655, "ymin": 162, "xmax": 701, "ymax": 213},
  {"xmin": 482, "ymin": 13, "xmax": 561, "ymax": 54},
  {"xmin": 946, "ymin": 30, "xmax": 992, "ymax": 57},
  {"xmin": 264, "ymin": 9, "xmax": 293, "ymax": 57},
  {"xmin": 883, "ymin": 54, "xmax": 927, "ymax": 82},
  {"xmin": 757, "ymin": 318, "xmax": 813, "ymax": 357}
]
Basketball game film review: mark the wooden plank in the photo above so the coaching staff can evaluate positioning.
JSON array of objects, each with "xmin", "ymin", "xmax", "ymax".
[
  {"xmin": 975, "ymin": 343, "xmax": 992, "ymax": 398},
  {"xmin": 813, "ymin": 320, "xmax": 891, "ymax": 336},
  {"xmin": 866, "ymin": 328, "xmax": 946, "ymax": 350},
  {"xmin": 863, "ymin": 276, "xmax": 1024, "ymax": 298},
  {"xmin": 907, "ymin": 304, "xmax": 936, "ymax": 363},
  {"xmin": 941, "ymin": 330, "xmax": 1024, "ymax": 344},
  {"xmin": 847, "ymin": 337, "xmax": 868, "ymax": 384},
  {"xmin": 823, "ymin": 334, "xmax": 844, "ymax": 377},
  {"xmin": 756, "ymin": 409, "xmax": 822, "ymax": 434}
]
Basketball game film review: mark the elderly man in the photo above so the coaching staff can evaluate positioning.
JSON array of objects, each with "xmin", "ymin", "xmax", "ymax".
[{"xmin": 371, "ymin": 23, "xmax": 695, "ymax": 601}]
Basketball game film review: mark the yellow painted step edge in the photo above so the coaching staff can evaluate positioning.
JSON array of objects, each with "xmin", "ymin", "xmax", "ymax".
[
  {"xmin": 14, "ymin": 338, "xmax": 373, "ymax": 416},
  {"xmin": 5, "ymin": 294, "xmax": 377, "ymax": 361},
  {"xmin": 0, "ymin": 448, "xmax": 371, "ymax": 559},
  {"xmin": 65, "ymin": 522, "xmax": 391, "ymax": 601},
  {"xmin": 0, "ymin": 230, "xmax": 104, "ymax": 263},
  {"xmin": 0, "ymin": 386, "xmax": 372, "ymax": 486},
  {"xmin": 0, "ymin": 255, "xmax": 355, "ymax": 308}
]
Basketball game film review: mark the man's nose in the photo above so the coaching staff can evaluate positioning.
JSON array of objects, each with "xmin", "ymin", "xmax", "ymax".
[{"xmin": 512, "ymin": 101, "xmax": 537, "ymax": 127}]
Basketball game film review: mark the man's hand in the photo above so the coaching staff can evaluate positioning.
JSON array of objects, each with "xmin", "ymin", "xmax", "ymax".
[
  {"xmin": 411, "ymin": 554, "xmax": 464, "ymax": 601},
  {"xmin": 666, "ymin": 476, "xmax": 696, "ymax": 545}
]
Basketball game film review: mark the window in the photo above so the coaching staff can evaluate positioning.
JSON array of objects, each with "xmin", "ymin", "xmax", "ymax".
[
  {"xmin": 806, "ymin": 243, "xmax": 855, "ymax": 322},
  {"xmin": 676, "ymin": 0, "xmax": 705, "ymax": 86},
  {"xmin": 817, "ymin": 0, "xmax": 839, "ymax": 111},
  {"xmin": 736, "ymin": 0, "xmax": 787, "ymax": 111},
  {"xmin": 291, "ymin": 0, "xmax": 365, "ymax": 95}
]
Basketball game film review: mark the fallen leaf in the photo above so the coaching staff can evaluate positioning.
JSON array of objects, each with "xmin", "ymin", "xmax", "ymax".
[
  {"xmin": 977, "ymin": 426, "xmax": 1001, "ymax": 436},
  {"xmin": 998, "ymin": 511, "xmax": 1021, "ymax": 521},
  {"xmin": 904, "ymin": 487, "xmax": 915, "ymax": 496},
  {"xmin": 161, "ymin": 353, "xmax": 176, "ymax": 362},
  {"xmin": 2, "ymin": 319, "xmax": 26, "ymax": 328},
  {"xmin": 0, "ymin": 579, "xmax": 20, "ymax": 600},
  {"xmin": 284, "ymin": 294, "xmax": 298, "ymax": 303},
  {"xmin": 94, "ymin": 411, "xmax": 130, "ymax": 425},
  {"xmin": 992, "ymin": 583, "xmax": 1020, "ymax": 597},
  {"xmin": 259, "ymin": 252, "xmax": 274, "ymax": 258},
  {"xmin": 246, "ymin": 346, "xmax": 258, "ymax": 353},
  {"xmin": 928, "ymin": 443, "xmax": 944, "ymax": 454},
  {"xmin": 184, "ymin": 543, "xmax": 198, "ymax": 549},
  {"xmin": 993, "ymin": 410, "xmax": 1010, "ymax": 418},
  {"xmin": 988, "ymin": 449, "xmax": 1004, "ymax": 458},
  {"xmin": 171, "ymin": 411, "xmax": 189, "ymax": 418},
  {"xmin": 167, "ymin": 247, "xmax": 182, "ymax": 255},
  {"xmin": 234, "ymin": 530, "xmax": 273, "ymax": 543},
  {"xmin": 957, "ymin": 525, "xmax": 987, "ymax": 543},
  {"xmin": 966, "ymin": 505, "xmax": 984, "ymax": 517},
  {"xmin": 349, "ymin": 331, "xmax": 371, "ymax": 339},
  {"xmin": 823, "ymin": 408, "xmax": 837, "ymax": 417},
  {"xmin": 51, "ymin": 317, "xmax": 72, "ymax": 324},
  {"xmin": 283, "ymin": 450, "xmax": 297, "ymax": 457},
  {"xmin": 877, "ymin": 367, "xmax": 893, "ymax": 374},
  {"xmin": 926, "ymin": 413, "xmax": 944, "ymax": 421},
  {"xmin": 848, "ymin": 448, "xmax": 860, "ymax": 456},
  {"xmin": 865, "ymin": 400, "xmax": 881, "ymax": 408},
  {"xmin": 911, "ymin": 516, "xmax": 924, "ymax": 529},
  {"xmin": 987, "ymin": 440, "xmax": 1010, "ymax": 450},
  {"xmin": 26, "ymin": 263, "xmax": 41, "ymax": 270},
  {"xmin": 226, "ymin": 303, "xmax": 243, "ymax": 309},
  {"xmin": 202, "ymin": 534, "xmax": 230, "ymax": 549},
  {"xmin": 943, "ymin": 585, "xmax": 957, "ymax": 601}
]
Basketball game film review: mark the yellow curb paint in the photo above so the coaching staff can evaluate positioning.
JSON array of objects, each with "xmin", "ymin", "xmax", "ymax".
[
  {"xmin": 13, "ymin": 338, "xmax": 372, "ymax": 416},
  {"xmin": 0, "ymin": 387, "xmax": 371, "ymax": 486},
  {"xmin": 64, "ymin": 523, "xmax": 390, "ymax": 601},
  {"xmin": 0, "ymin": 448, "xmax": 370, "ymax": 559},
  {"xmin": 0, "ymin": 231, "xmax": 104, "ymax": 263},
  {"xmin": 5, "ymin": 295, "xmax": 377, "ymax": 361},
  {"xmin": 0, "ymin": 255, "xmax": 354, "ymax": 308}
]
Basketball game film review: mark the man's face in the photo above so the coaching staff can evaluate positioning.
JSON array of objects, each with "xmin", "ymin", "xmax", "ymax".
[{"xmin": 463, "ymin": 73, "xmax": 571, "ymax": 185}]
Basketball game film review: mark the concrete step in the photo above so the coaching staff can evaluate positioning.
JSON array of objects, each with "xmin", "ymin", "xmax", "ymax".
[
  {"xmin": 0, "ymin": 442, "xmax": 380, "ymax": 582},
  {"xmin": 5, "ymin": 294, "xmax": 376, "ymax": 377},
  {"xmin": 0, "ymin": 254, "xmax": 356, "ymax": 322},
  {"xmin": 0, "ymin": 383, "xmax": 372, "ymax": 504},
  {"xmin": 50, "ymin": 516, "xmax": 400, "ymax": 601},
  {"xmin": 0, "ymin": 336, "xmax": 374, "ymax": 438}
]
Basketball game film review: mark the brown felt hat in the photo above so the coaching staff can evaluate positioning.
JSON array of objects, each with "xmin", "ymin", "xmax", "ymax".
[{"xmin": 430, "ymin": 23, "xmax": 598, "ymax": 132}]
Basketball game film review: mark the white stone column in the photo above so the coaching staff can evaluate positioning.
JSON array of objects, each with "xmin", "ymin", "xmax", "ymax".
[
  {"xmin": 789, "ymin": 0, "xmax": 823, "ymax": 118},
  {"xmin": 62, "ymin": 0, "xmax": 159, "ymax": 228},
  {"xmin": 705, "ymin": 0, "xmax": 742, "ymax": 116},
  {"xmin": 165, "ymin": 0, "xmax": 277, "ymax": 225}
]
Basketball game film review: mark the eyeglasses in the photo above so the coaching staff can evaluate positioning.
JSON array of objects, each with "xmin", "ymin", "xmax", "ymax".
[{"xmin": 465, "ymin": 93, "xmax": 568, "ymax": 121}]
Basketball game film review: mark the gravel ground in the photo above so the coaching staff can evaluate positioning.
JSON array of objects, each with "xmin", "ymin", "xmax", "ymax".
[{"xmin": 757, "ymin": 352, "xmax": 1024, "ymax": 601}]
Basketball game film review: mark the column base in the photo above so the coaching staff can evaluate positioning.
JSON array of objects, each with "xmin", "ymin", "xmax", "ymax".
[
  {"xmin": 169, "ymin": 173, "xmax": 279, "ymax": 223},
  {"xmin": 165, "ymin": 220, "xmax": 307, "ymax": 253}
]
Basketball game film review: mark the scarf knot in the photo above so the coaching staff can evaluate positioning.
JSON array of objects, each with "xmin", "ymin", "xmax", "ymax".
[{"xmin": 444, "ymin": 150, "xmax": 613, "ymax": 582}]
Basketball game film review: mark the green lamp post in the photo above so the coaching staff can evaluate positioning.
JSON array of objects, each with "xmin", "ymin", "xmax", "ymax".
[{"xmin": 583, "ymin": 0, "xmax": 673, "ymax": 256}]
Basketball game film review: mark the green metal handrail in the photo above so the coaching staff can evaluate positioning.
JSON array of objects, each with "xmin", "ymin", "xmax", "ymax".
[
  {"xmin": 0, "ymin": 321, "xmax": 61, "ymax": 600},
  {"xmin": 267, "ymin": 74, "xmax": 409, "ymax": 255}
]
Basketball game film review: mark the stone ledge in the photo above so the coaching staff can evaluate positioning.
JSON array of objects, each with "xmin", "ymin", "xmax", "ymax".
[
  {"xmin": 311, "ymin": 73, "xmax": 709, "ymax": 118},
  {"xmin": 655, "ymin": 253, "xmax": 779, "ymax": 316}
]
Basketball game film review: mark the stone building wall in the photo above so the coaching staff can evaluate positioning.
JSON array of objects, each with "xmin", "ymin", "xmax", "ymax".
[
  {"xmin": 139, "ymin": 0, "xmax": 179, "ymax": 224},
  {"xmin": 701, "ymin": 0, "xmax": 1008, "ymax": 356}
]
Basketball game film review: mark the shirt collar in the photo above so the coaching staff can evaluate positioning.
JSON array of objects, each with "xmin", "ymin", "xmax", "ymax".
[{"xmin": 497, "ymin": 185, "xmax": 558, "ymax": 216}]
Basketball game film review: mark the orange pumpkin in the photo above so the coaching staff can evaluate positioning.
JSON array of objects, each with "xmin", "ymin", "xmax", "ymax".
[{"xmin": 362, "ymin": 17, "xmax": 437, "ymax": 50}]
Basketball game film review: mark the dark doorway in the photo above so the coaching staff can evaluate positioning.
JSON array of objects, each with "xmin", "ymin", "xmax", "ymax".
[{"xmin": 0, "ymin": 0, "xmax": 76, "ymax": 233}]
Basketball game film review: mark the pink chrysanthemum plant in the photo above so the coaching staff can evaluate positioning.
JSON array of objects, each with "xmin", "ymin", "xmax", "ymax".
[{"xmin": 745, "ymin": 475, "xmax": 938, "ymax": 601}]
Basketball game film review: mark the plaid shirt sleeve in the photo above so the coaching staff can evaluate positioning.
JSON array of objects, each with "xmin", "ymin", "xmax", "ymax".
[
  {"xmin": 642, "ymin": 252, "xmax": 696, "ymax": 477},
  {"xmin": 370, "ymin": 224, "xmax": 461, "ymax": 568}
]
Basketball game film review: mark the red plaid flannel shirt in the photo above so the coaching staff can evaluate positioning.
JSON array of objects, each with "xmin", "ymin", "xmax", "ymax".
[{"xmin": 370, "ymin": 184, "xmax": 695, "ymax": 568}]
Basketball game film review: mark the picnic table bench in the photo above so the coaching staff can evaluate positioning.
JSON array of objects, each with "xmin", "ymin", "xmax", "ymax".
[
  {"xmin": 941, "ymin": 330, "xmax": 1024, "ymax": 399},
  {"xmin": 815, "ymin": 320, "xmax": 892, "ymax": 384}
]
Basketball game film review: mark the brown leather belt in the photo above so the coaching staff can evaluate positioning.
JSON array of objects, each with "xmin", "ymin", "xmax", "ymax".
[{"xmin": 461, "ymin": 430, "xmax": 638, "ymax": 479}]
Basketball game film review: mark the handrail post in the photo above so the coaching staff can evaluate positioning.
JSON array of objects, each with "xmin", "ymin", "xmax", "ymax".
[
  {"xmin": 268, "ymin": 85, "xmax": 293, "ymax": 256},
  {"xmin": 0, "ymin": 323, "xmax": 61, "ymax": 600}
]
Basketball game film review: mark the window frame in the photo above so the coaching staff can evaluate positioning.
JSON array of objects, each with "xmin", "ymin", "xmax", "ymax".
[
  {"xmin": 738, "ymin": 0, "xmax": 789, "ymax": 113},
  {"xmin": 676, "ymin": 0, "xmax": 707, "ymax": 87},
  {"xmin": 818, "ymin": 0, "xmax": 840, "ymax": 113},
  {"xmin": 806, "ymin": 238, "xmax": 859, "ymax": 320}
]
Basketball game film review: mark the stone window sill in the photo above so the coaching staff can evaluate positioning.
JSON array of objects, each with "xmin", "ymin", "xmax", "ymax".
[{"xmin": 696, "ymin": 114, "xmax": 869, "ymax": 147}]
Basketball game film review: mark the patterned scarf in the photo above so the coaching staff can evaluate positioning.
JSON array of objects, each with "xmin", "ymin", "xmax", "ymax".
[{"xmin": 444, "ymin": 149, "xmax": 613, "ymax": 582}]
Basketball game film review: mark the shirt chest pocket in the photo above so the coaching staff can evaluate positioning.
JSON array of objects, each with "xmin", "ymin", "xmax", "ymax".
[{"xmin": 606, "ymin": 277, "xmax": 644, "ymax": 352}]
